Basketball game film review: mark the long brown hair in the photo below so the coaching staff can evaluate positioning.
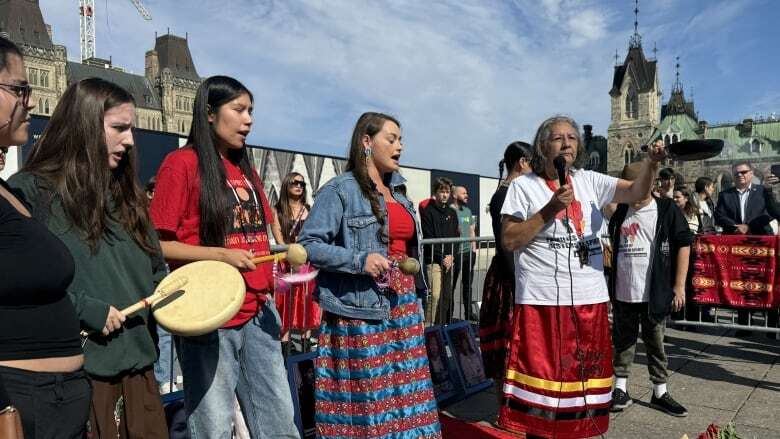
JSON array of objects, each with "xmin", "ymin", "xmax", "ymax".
[
  {"xmin": 274, "ymin": 172, "xmax": 310, "ymax": 243},
  {"xmin": 675, "ymin": 186, "xmax": 699, "ymax": 218},
  {"xmin": 22, "ymin": 78, "xmax": 157, "ymax": 254},
  {"xmin": 345, "ymin": 112, "xmax": 400, "ymax": 244}
]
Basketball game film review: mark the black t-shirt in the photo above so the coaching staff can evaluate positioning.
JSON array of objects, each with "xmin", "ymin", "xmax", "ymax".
[
  {"xmin": 490, "ymin": 184, "xmax": 514, "ymax": 273},
  {"xmin": 0, "ymin": 178, "xmax": 81, "ymax": 361}
]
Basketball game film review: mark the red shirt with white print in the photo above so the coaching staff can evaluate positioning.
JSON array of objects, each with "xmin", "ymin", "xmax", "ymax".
[{"xmin": 150, "ymin": 147, "xmax": 275, "ymax": 327}]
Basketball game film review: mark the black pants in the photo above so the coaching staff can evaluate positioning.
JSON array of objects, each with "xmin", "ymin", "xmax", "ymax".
[
  {"xmin": 453, "ymin": 251, "xmax": 477, "ymax": 320},
  {"xmin": 0, "ymin": 365, "xmax": 91, "ymax": 439}
]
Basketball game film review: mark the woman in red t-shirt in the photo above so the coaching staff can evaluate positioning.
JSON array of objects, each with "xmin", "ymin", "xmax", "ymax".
[
  {"xmin": 150, "ymin": 76, "xmax": 298, "ymax": 438},
  {"xmin": 271, "ymin": 172, "xmax": 320, "ymax": 351}
]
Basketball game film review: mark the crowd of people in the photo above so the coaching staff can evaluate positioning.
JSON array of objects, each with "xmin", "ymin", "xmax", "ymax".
[{"xmin": 1, "ymin": 31, "xmax": 779, "ymax": 439}]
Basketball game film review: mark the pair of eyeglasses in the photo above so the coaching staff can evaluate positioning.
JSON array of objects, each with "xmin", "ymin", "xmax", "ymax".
[
  {"xmin": 291, "ymin": 181, "xmax": 306, "ymax": 188},
  {"xmin": 0, "ymin": 82, "xmax": 32, "ymax": 108},
  {"xmin": 734, "ymin": 170, "xmax": 751, "ymax": 176}
]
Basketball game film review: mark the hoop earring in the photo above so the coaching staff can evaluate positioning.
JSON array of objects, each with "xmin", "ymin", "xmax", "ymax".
[{"xmin": 364, "ymin": 147, "xmax": 372, "ymax": 158}]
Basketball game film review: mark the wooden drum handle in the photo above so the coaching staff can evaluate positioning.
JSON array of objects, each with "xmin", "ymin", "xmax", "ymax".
[
  {"xmin": 251, "ymin": 244, "xmax": 308, "ymax": 267},
  {"xmin": 80, "ymin": 276, "xmax": 188, "ymax": 338}
]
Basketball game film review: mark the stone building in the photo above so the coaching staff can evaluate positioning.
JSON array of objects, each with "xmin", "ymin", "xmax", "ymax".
[
  {"xmin": 606, "ymin": 30, "xmax": 661, "ymax": 177},
  {"xmin": 0, "ymin": 0, "xmax": 200, "ymax": 135}
]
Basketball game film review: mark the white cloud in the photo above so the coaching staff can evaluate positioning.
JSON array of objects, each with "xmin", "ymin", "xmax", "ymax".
[{"xmin": 41, "ymin": 0, "xmax": 769, "ymax": 176}]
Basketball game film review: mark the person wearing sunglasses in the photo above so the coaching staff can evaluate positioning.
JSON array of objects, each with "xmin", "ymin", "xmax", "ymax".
[
  {"xmin": 270, "ymin": 172, "xmax": 320, "ymax": 352},
  {"xmin": 714, "ymin": 161, "xmax": 778, "ymax": 235},
  {"xmin": 0, "ymin": 36, "xmax": 92, "ymax": 438}
]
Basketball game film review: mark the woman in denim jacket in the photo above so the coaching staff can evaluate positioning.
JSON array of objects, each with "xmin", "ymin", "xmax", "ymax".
[{"xmin": 298, "ymin": 112, "xmax": 441, "ymax": 438}]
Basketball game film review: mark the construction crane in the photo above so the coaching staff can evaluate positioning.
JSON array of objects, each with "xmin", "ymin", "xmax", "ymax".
[{"xmin": 79, "ymin": 0, "xmax": 152, "ymax": 62}]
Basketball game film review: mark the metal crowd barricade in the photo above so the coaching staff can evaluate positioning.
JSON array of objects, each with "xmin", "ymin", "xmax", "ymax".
[
  {"xmin": 668, "ymin": 304, "xmax": 780, "ymax": 335},
  {"xmin": 419, "ymin": 237, "xmax": 496, "ymax": 327}
]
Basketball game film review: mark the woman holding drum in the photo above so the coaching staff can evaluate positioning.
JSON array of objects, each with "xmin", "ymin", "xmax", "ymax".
[
  {"xmin": 9, "ymin": 77, "xmax": 169, "ymax": 437},
  {"xmin": 298, "ymin": 112, "xmax": 441, "ymax": 438},
  {"xmin": 150, "ymin": 75, "xmax": 298, "ymax": 438}
]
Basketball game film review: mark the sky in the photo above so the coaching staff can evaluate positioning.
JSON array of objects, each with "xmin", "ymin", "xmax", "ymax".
[{"xmin": 39, "ymin": 0, "xmax": 780, "ymax": 177}]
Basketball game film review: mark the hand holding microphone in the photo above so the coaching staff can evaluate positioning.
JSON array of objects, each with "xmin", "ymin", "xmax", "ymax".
[{"xmin": 549, "ymin": 155, "xmax": 573, "ymax": 213}]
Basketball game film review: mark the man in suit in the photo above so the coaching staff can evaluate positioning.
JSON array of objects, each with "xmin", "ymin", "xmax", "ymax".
[
  {"xmin": 714, "ymin": 161, "xmax": 780, "ymax": 336},
  {"xmin": 715, "ymin": 161, "xmax": 776, "ymax": 235}
]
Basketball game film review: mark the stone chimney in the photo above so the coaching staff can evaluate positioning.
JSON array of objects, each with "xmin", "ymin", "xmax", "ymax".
[
  {"xmin": 145, "ymin": 49, "xmax": 159, "ymax": 83},
  {"xmin": 696, "ymin": 120, "xmax": 708, "ymax": 137},
  {"xmin": 583, "ymin": 124, "xmax": 593, "ymax": 146},
  {"xmin": 739, "ymin": 118, "xmax": 753, "ymax": 137}
]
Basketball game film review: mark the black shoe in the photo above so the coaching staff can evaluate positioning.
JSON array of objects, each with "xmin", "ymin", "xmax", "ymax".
[
  {"xmin": 650, "ymin": 392, "xmax": 688, "ymax": 417},
  {"xmin": 610, "ymin": 388, "xmax": 632, "ymax": 412}
]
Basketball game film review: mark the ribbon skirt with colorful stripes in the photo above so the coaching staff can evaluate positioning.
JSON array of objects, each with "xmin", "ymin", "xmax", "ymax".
[
  {"xmin": 498, "ymin": 302, "xmax": 613, "ymax": 439},
  {"xmin": 315, "ymin": 289, "xmax": 442, "ymax": 438}
]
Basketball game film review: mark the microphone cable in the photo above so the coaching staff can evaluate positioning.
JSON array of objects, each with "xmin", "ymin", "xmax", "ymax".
[{"xmin": 565, "ymin": 202, "xmax": 606, "ymax": 439}]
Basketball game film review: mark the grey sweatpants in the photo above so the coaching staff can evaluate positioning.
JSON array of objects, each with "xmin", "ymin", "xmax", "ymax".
[{"xmin": 612, "ymin": 300, "xmax": 668, "ymax": 384}]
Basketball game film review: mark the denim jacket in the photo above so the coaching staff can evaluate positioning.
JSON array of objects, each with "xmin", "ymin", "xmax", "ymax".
[{"xmin": 298, "ymin": 171, "xmax": 427, "ymax": 320}]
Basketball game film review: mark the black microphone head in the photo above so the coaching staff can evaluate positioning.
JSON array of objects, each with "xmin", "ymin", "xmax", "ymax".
[{"xmin": 553, "ymin": 155, "xmax": 567, "ymax": 185}]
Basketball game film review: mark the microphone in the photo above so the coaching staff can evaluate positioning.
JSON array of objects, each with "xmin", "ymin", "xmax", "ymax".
[{"xmin": 553, "ymin": 155, "xmax": 567, "ymax": 187}]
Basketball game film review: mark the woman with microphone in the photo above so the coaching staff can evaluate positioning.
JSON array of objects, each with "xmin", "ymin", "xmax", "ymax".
[{"xmin": 497, "ymin": 116, "xmax": 664, "ymax": 438}]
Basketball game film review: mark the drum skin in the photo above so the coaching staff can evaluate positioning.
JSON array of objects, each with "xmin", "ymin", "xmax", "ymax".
[{"xmin": 152, "ymin": 260, "xmax": 246, "ymax": 336}]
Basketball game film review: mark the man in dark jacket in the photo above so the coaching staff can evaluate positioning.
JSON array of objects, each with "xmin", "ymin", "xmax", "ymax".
[
  {"xmin": 714, "ymin": 161, "xmax": 780, "ymax": 334},
  {"xmin": 420, "ymin": 177, "xmax": 459, "ymax": 324},
  {"xmin": 608, "ymin": 162, "xmax": 693, "ymax": 417},
  {"xmin": 715, "ymin": 161, "xmax": 776, "ymax": 235}
]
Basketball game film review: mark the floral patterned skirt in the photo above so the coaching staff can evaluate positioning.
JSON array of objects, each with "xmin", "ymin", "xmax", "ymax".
[{"xmin": 314, "ymin": 267, "xmax": 441, "ymax": 438}]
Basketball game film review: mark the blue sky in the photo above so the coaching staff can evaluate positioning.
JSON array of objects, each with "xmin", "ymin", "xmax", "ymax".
[{"xmin": 39, "ymin": 0, "xmax": 780, "ymax": 176}]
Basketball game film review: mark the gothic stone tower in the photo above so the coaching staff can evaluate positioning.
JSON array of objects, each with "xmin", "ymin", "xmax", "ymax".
[{"xmin": 606, "ymin": 31, "xmax": 661, "ymax": 176}]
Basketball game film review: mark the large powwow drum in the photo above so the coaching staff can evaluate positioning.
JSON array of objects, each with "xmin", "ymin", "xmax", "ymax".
[{"xmin": 153, "ymin": 260, "xmax": 246, "ymax": 336}]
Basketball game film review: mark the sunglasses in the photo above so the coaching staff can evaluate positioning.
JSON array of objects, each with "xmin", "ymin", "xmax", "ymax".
[
  {"xmin": 0, "ymin": 82, "xmax": 32, "ymax": 108},
  {"xmin": 291, "ymin": 180, "xmax": 306, "ymax": 188},
  {"xmin": 733, "ymin": 170, "xmax": 751, "ymax": 176}
]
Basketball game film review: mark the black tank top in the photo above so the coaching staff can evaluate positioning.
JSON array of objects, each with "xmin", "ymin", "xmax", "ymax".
[{"xmin": 0, "ymin": 178, "xmax": 81, "ymax": 360}]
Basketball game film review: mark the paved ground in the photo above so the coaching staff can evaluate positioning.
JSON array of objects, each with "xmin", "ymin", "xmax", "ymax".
[{"xmin": 444, "ymin": 325, "xmax": 780, "ymax": 439}]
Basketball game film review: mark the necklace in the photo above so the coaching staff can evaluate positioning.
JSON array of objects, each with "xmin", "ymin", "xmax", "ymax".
[{"xmin": 226, "ymin": 176, "xmax": 263, "ymax": 244}]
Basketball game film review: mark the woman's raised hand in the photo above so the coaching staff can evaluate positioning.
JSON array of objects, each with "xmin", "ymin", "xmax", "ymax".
[{"xmin": 363, "ymin": 253, "xmax": 391, "ymax": 278}]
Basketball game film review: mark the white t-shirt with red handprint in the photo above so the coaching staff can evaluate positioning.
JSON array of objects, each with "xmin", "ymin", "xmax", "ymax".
[{"xmin": 615, "ymin": 199, "xmax": 658, "ymax": 303}]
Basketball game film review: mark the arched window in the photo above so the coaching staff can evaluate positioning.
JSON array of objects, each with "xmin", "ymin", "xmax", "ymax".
[
  {"xmin": 38, "ymin": 98, "xmax": 43, "ymax": 112},
  {"xmin": 751, "ymin": 139, "xmax": 761, "ymax": 154},
  {"xmin": 664, "ymin": 135, "xmax": 671, "ymax": 146},
  {"xmin": 623, "ymin": 144, "xmax": 635, "ymax": 165},
  {"xmin": 44, "ymin": 99, "xmax": 49, "ymax": 114},
  {"xmin": 671, "ymin": 134, "xmax": 678, "ymax": 144},
  {"xmin": 40, "ymin": 71, "xmax": 48, "ymax": 88},
  {"xmin": 625, "ymin": 85, "xmax": 638, "ymax": 119},
  {"xmin": 589, "ymin": 151, "xmax": 600, "ymax": 169}
]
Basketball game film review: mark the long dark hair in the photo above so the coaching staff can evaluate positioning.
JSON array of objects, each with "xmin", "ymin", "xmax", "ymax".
[
  {"xmin": 498, "ymin": 141, "xmax": 532, "ymax": 181},
  {"xmin": 188, "ymin": 75, "xmax": 260, "ymax": 247},
  {"xmin": 274, "ymin": 172, "xmax": 310, "ymax": 243},
  {"xmin": 22, "ymin": 77, "xmax": 157, "ymax": 254},
  {"xmin": 529, "ymin": 115, "xmax": 587, "ymax": 177},
  {"xmin": 345, "ymin": 112, "xmax": 400, "ymax": 244}
]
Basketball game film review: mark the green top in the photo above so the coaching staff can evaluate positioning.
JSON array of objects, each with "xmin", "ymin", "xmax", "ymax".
[
  {"xmin": 9, "ymin": 172, "xmax": 165, "ymax": 378},
  {"xmin": 452, "ymin": 204, "xmax": 474, "ymax": 253}
]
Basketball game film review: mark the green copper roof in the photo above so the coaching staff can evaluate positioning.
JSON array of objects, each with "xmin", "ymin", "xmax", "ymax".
[
  {"xmin": 706, "ymin": 121, "xmax": 780, "ymax": 159},
  {"xmin": 650, "ymin": 113, "xmax": 700, "ymax": 142}
]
